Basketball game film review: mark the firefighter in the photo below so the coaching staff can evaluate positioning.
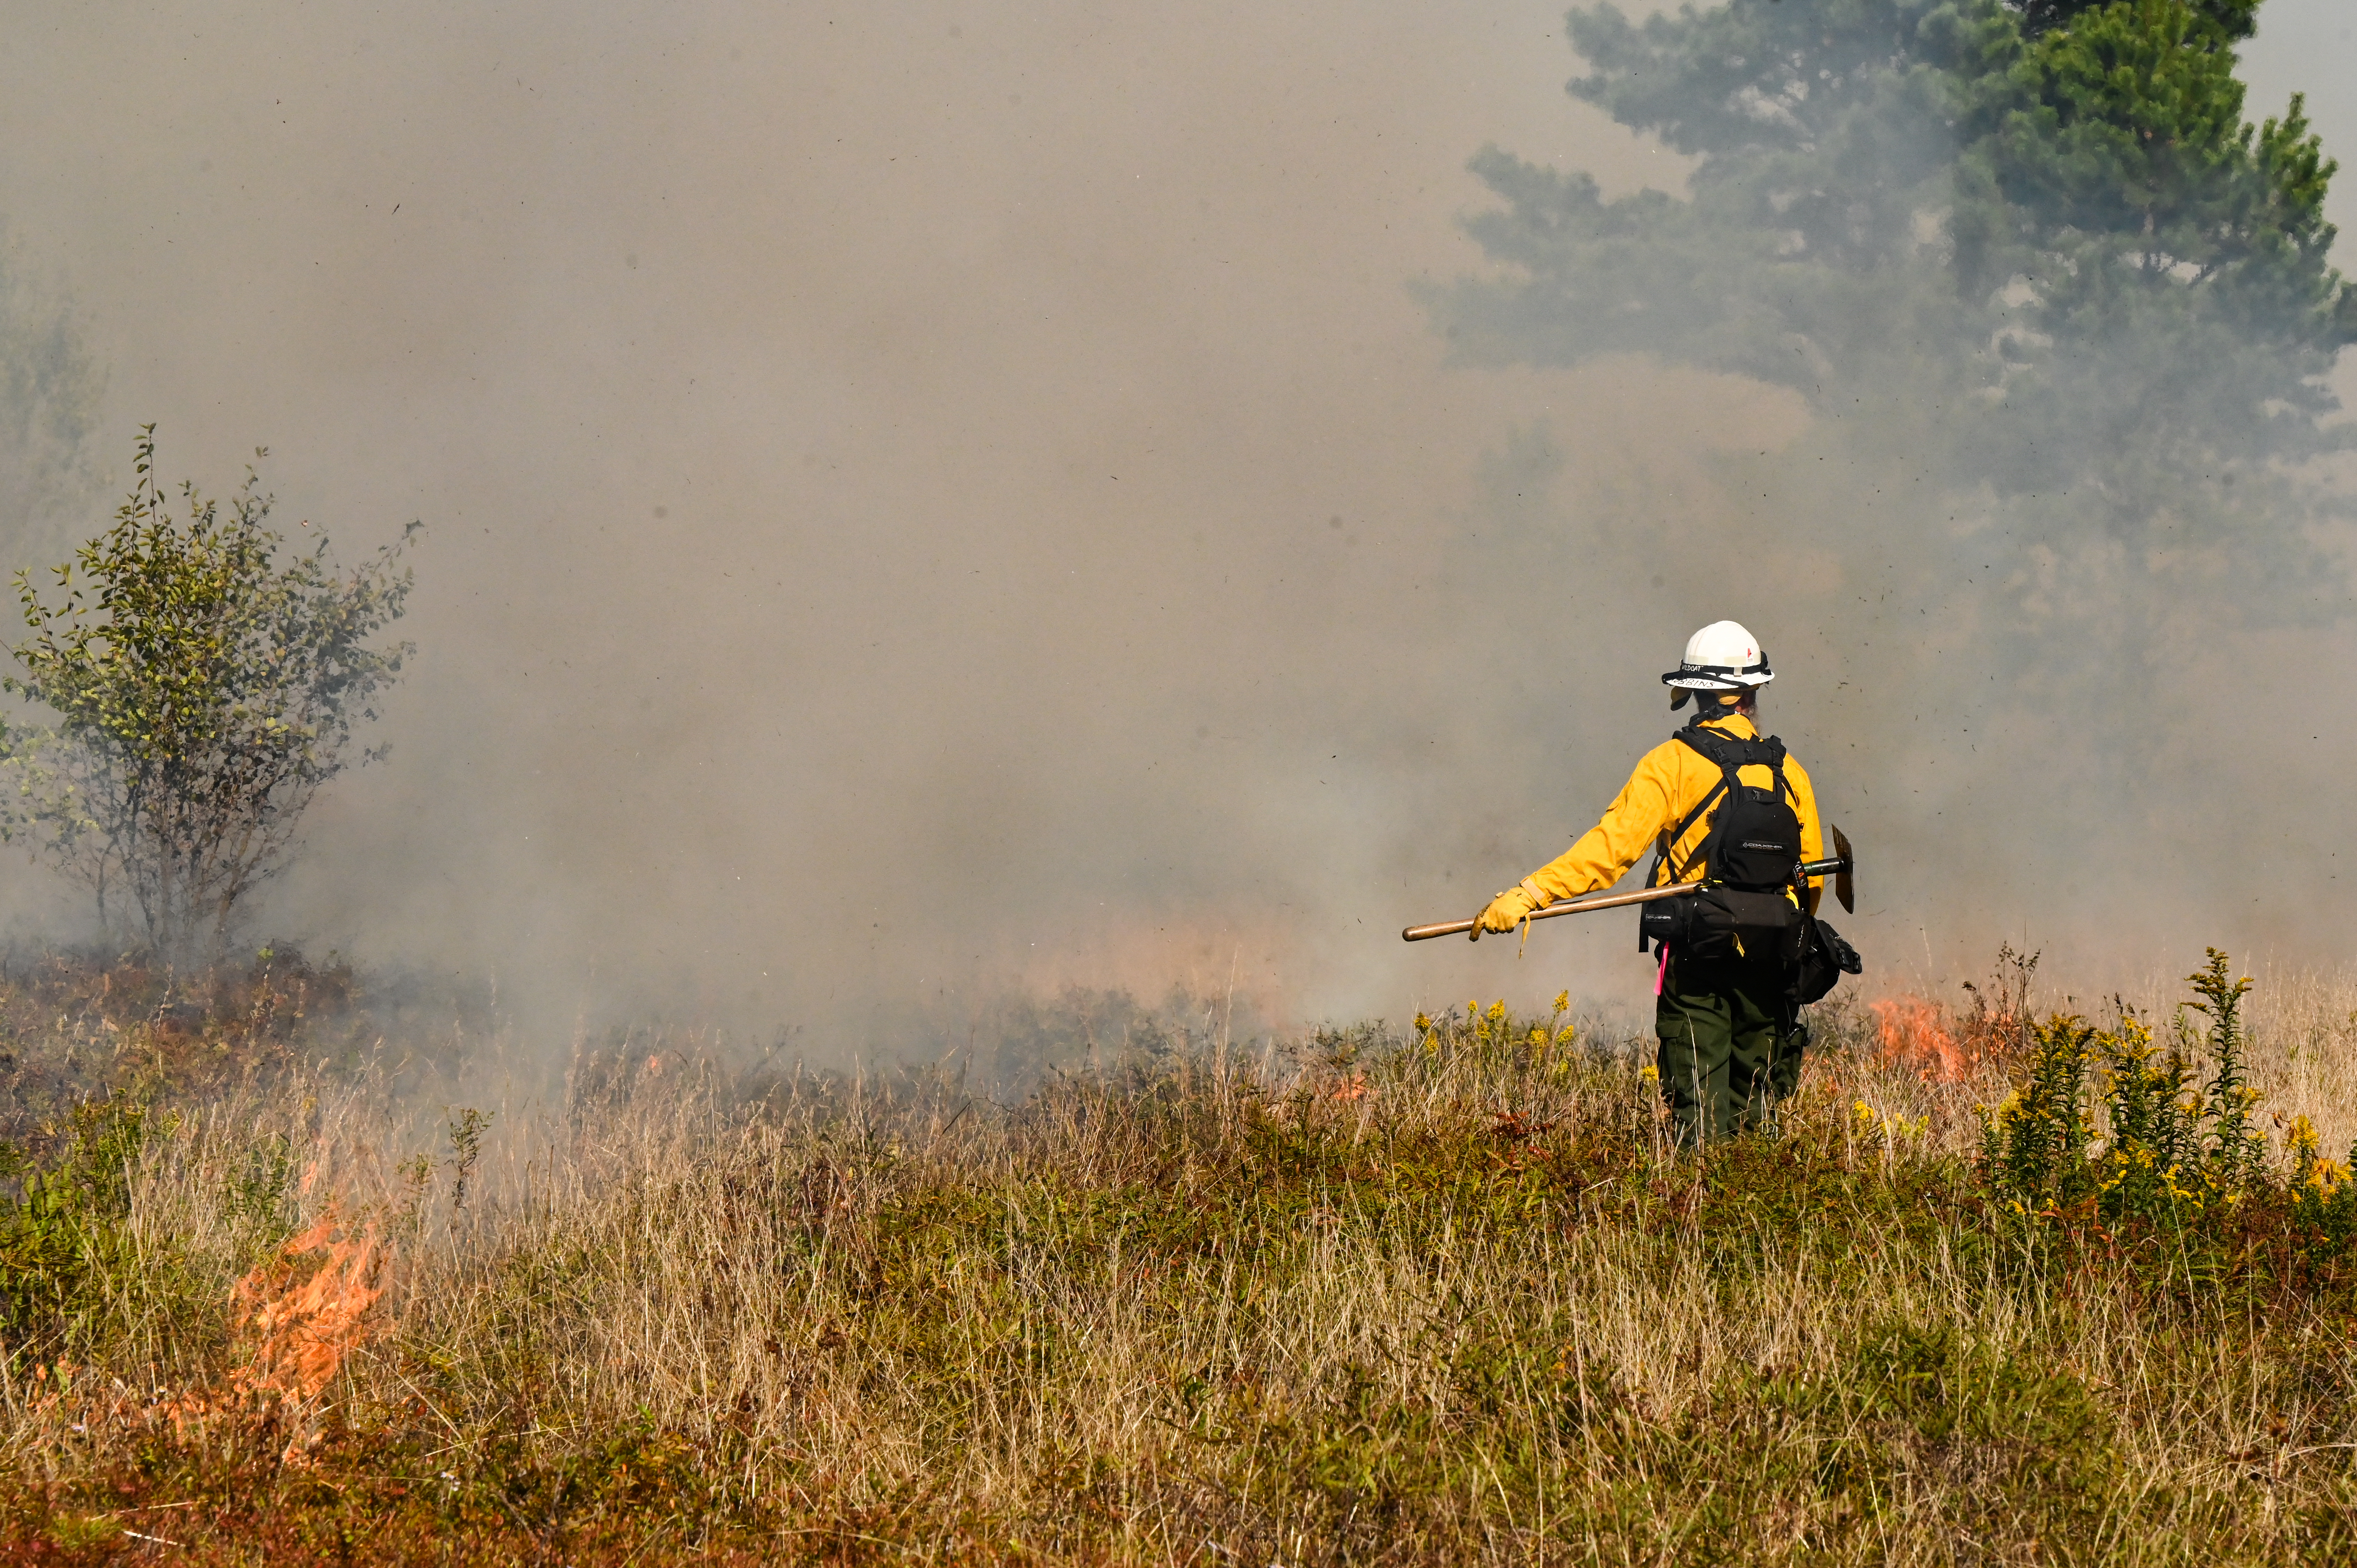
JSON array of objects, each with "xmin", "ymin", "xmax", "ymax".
[{"xmin": 1476, "ymin": 621, "xmax": 1826, "ymax": 1144}]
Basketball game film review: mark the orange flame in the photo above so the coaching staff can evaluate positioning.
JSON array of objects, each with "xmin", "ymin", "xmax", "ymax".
[
  {"xmin": 25, "ymin": 1212, "xmax": 388, "ymax": 1463},
  {"xmin": 228, "ymin": 1212, "xmax": 384, "ymax": 1405},
  {"xmin": 1869, "ymin": 996, "xmax": 1968, "ymax": 1084}
]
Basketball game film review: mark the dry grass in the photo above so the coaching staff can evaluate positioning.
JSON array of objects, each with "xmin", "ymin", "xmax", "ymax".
[{"xmin": 4, "ymin": 952, "xmax": 2357, "ymax": 1562}]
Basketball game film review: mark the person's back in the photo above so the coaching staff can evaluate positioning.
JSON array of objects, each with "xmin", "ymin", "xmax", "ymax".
[{"xmin": 1474, "ymin": 621, "xmax": 1837, "ymax": 1144}]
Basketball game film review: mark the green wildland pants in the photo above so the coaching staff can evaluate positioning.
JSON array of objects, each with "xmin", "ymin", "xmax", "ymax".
[{"xmin": 1654, "ymin": 951, "xmax": 1807, "ymax": 1146}]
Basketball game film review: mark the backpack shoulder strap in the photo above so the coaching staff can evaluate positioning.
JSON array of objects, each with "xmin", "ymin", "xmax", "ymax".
[
  {"xmin": 1650, "ymin": 725, "xmax": 1742, "ymax": 886},
  {"xmin": 1671, "ymin": 722, "xmax": 1729, "ymax": 765},
  {"xmin": 1755, "ymin": 732, "xmax": 1793, "ymax": 801},
  {"xmin": 1696, "ymin": 726, "xmax": 1796, "ymax": 800}
]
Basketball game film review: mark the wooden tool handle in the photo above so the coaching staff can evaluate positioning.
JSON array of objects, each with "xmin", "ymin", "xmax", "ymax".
[
  {"xmin": 1408, "ymin": 834, "xmax": 1857, "ymax": 942},
  {"xmin": 1401, "ymin": 881, "xmax": 1699, "ymax": 943}
]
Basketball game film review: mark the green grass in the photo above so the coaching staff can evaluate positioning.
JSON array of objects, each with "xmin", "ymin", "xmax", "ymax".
[{"xmin": 4, "ymin": 953, "xmax": 2357, "ymax": 1562}]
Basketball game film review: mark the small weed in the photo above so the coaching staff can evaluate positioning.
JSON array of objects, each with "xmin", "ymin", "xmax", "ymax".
[{"xmin": 445, "ymin": 1105, "xmax": 490, "ymax": 1218}]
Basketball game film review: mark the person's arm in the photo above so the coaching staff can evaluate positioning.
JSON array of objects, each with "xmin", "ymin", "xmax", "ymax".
[{"xmin": 1478, "ymin": 746, "xmax": 1680, "ymax": 932}]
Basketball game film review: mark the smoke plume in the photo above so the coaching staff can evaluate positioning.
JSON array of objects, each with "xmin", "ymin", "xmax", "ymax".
[{"xmin": 0, "ymin": 1, "xmax": 2349, "ymax": 1045}]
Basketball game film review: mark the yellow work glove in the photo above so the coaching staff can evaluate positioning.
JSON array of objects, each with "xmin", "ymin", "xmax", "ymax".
[{"xmin": 1472, "ymin": 881, "xmax": 1544, "ymax": 940}]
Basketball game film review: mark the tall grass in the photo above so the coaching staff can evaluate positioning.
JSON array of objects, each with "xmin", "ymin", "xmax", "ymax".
[{"xmin": 4, "ymin": 952, "xmax": 2357, "ymax": 1562}]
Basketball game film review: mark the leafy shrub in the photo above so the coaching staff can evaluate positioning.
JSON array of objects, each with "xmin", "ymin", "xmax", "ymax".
[
  {"xmin": 0, "ymin": 428, "xmax": 417, "ymax": 959},
  {"xmin": 1979, "ymin": 950, "xmax": 2357, "ymax": 1259},
  {"xmin": 0, "ymin": 1093, "xmax": 154, "ymax": 1351},
  {"xmin": 1979, "ymin": 1012, "xmax": 2096, "ymax": 1207}
]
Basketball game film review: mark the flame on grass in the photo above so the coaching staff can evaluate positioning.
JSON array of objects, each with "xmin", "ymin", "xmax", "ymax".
[
  {"xmin": 1871, "ymin": 996, "xmax": 1970, "ymax": 1083},
  {"xmin": 228, "ymin": 1211, "xmax": 384, "ymax": 1404},
  {"xmin": 26, "ymin": 1211, "xmax": 385, "ymax": 1465},
  {"xmin": 149, "ymin": 1207, "xmax": 385, "ymax": 1458}
]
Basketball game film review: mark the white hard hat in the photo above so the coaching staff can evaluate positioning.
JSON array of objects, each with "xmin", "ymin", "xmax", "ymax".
[{"xmin": 1662, "ymin": 620, "xmax": 1774, "ymax": 692}]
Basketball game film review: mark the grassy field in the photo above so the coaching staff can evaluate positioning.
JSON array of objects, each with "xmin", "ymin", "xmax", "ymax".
[{"xmin": 5, "ymin": 947, "xmax": 2357, "ymax": 1564}]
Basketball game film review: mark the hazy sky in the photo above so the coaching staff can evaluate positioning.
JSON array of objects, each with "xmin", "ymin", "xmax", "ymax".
[{"xmin": 0, "ymin": 2, "xmax": 2349, "ymax": 1038}]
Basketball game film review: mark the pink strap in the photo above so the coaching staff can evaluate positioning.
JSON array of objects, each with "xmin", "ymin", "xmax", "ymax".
[{"xmin": 1655, "ymin": 942, "xmax": 1671, "ymax": 997}]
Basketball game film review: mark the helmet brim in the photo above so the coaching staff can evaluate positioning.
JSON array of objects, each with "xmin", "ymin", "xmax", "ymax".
[{"xmin": 1662, "ymin": 669, "xmax": 1772, "ymax": 691}]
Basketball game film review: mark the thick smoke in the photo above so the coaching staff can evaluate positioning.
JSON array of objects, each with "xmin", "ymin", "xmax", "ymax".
[{"xmin": 0, "ymin": 1, "xmax": 2348, "ymax": 1044}]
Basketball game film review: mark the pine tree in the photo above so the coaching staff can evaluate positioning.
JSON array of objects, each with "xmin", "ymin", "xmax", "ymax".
[{"xmin": 1425, "ymin": 0, "xmax": 2352, "ymax": 697}]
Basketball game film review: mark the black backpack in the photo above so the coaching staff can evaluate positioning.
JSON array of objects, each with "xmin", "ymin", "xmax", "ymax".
[{"xmin": 1638, "ymin": 723, "xmax": 1808, "ymax": 964}]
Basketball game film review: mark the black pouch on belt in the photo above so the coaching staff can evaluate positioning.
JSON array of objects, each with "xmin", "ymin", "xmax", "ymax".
[
  {"xmin": 1641, "ymin": 887, "xmax": 1805, "ymax": 964},
  {"xmin": 1792, "ymin": 917, "xmax": 1864, "ymax": 1003}
]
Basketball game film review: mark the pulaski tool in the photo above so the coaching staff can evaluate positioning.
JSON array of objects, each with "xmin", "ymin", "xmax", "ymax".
[{"xmin": 1402, "ymin": 824, "xmax": 1854, "ymax": 943}]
